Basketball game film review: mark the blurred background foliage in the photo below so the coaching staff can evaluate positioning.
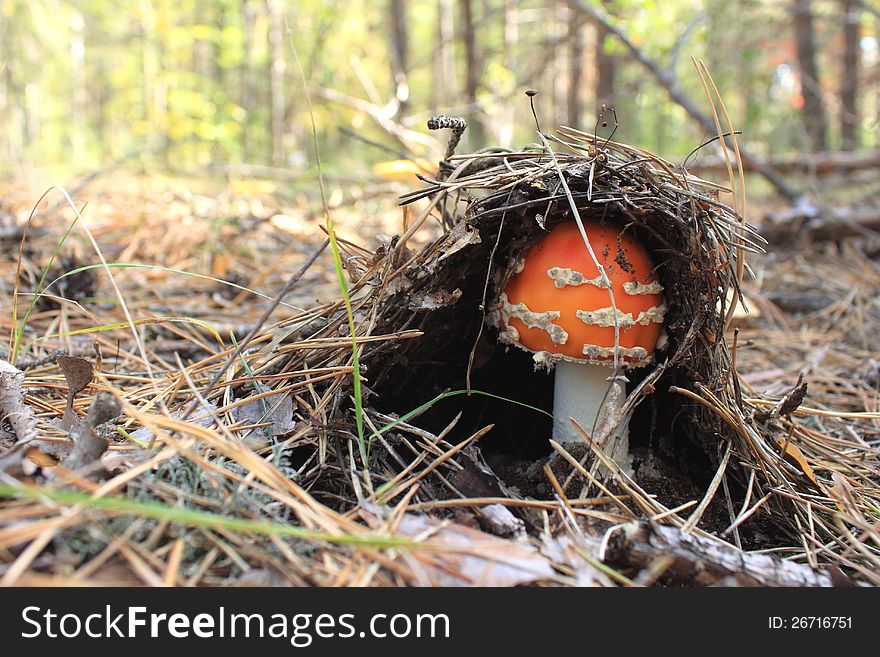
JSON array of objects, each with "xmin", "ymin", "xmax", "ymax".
[{"xmin": 0, "ymin": 0, "xmax": 876, "ymax": 181}]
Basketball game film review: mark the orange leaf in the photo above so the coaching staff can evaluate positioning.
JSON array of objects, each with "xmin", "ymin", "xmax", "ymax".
[{"xmin": 774, "ymin": 437, "xmax": 817, "ymax": 486}]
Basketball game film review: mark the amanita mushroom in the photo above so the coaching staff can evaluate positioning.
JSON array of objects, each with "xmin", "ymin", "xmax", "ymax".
[{"xmin": 496, "ymin": 220, "xmax": 664, "ymax": 467}]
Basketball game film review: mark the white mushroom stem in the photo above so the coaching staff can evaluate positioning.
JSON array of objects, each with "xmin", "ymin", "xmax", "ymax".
[{"xmin": 552, "ymin": 361, "xmax": 630, "ymax": 470}]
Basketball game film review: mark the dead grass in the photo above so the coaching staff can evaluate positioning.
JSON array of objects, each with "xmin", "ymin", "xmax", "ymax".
[{"xmin": 0, "ymin": 136, "xmax": 878, "ymax": 587}]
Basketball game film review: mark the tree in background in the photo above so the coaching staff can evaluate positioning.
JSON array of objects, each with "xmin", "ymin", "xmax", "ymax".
[
  {"xmin": 458, "ymin": 0, "xmax": 484, "ymax": 149},
  {"xmin": 839, "ymin": 0, "xmax": 860, "ymax": 151},
  {"xmin": 0, "ymin": 0, "xmax": 876, "ymax": 178},
  {"xmin": 594, "ymin": 1, "xmax": 615, "ymax": 118},
  {"xmin": 793, "ymin": 0, "xmax": 829, "ymax": 151},
  {"xmin": 566, "ymin": 6, "xmax": 584, "ymax": 128},
  {"xmin": 389, "ymin": 0, "xmax": 410, "ymax": 120}
]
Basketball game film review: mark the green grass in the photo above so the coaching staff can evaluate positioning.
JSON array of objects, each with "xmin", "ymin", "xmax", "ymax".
[
  {"xmin": 10, "ymin": 191, "xmax": 81, "ymax": 363},
  {"xmin": 0, "ymin": 483, "xmax": 415, "ymax": 549},
  {"xmin": 291, "ymin": 39, "xmax": 368, "ymax": 468}
]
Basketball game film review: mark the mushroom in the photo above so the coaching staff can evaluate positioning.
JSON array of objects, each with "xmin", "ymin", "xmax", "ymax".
[{"xmin": 495, "ymin": 220, "xmax": 665, "ymax": 468}]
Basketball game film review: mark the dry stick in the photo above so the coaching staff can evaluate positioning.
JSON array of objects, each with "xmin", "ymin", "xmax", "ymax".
[
  {"xmin": 181, "ymin": 238, "xmax": 330, "ymax": 423},
  {"xmin": 600, "ymin": 520, "xmax": 834, "ymax": 586},
  {"xmin": 567, "ymin": 0, "xmax": 803, "ymax": 203}
]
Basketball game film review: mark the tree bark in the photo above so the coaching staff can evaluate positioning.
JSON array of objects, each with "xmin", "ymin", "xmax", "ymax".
[
  {"xmin": 601, "ymin": 520, "xmax": 839, "ymax": 586},
  {"xmin": 793, "ymin": 0, "xmax": 828, "ymax": 151},
  {"xmin": 840, "ymin": 0, "xmax": 860, "ymax": 150}
]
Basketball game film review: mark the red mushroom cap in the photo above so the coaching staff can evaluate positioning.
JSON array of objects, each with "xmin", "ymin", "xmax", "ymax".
[{"xmin": 498, "ymin": 221, "xmax": 664, "ymax": 366}]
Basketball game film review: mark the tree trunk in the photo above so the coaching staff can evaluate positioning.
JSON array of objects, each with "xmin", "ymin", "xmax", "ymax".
[
  {"xmin": 70, "ymin": 10, "xmax": 86, "ymax": 160},
  {"xmin": 433, "ymin": 0, "xmax": 455, "ymax": 110},
  {"xmin": 267, "ymin": 0, "xmax": 286, "ymax": 166},
  {"xmin": 389, "ymin": 0, "xmax": 409, "ymax": 118},
  {"xmin": 595, "ymin": 2, "xmax": 615, "ymax": 116},
  {"xmin": 0, "ymin": 9, "xmax": 11, "ymax": 163},
  {"xmin": 793, "ymin": 0, "xmax": 828, "ymax": 151},
  {"xmin": 566, "ymin": 9, "xmax": 583, "ymax": 127},
  {"xmin": 840, "ymin": 0, "xmax": 860, "ymax": 150},
  {"xmin": 240, "ymin": 0, "xmax": 257, "ymax": 161},
  {"xmin": 140, "ymin": 4, "xmax": 168, "ymax": 164},
  {"xmin": 458, "ymin": 0, "xmax": 484, "ymax": 147},
  {"xmin": 502, "ymin": 0, "xmax": 518, "ymax": 146}
]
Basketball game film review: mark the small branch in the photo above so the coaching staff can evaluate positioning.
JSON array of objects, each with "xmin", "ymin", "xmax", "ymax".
[
  {"xmin": 761, "ymin": 205, "xmax": 880, "ymax": 243},
  {"xmin": 567, "ymin": 0, "xmax": 803, "ymax": 202},
  {"xmin": 600, "ymin": 520, "xmax": 839, "ymax": 586},
  {"xmin": 691, "ymin": 149, "xmax": 880, "ymax": 177}
]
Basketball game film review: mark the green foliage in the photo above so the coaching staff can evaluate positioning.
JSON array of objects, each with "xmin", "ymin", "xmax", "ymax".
[{"xmin": 0, "ymin": 0, "xmax": 875, "ymax": 177}]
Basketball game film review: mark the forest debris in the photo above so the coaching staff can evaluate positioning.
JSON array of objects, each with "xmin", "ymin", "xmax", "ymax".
[
  {"xmin": 406, "ymin": 288, "xmax": 462, "ymax": 311},
  {"xmin": 475, "ymin": 504, "xmax": 526, "ymax": 539},
  {"xmin": 720, "ymin": 288, "xmax": 761, "ymax": 321},
  {"xmin": 129, "ymin": 400, "xmax": 218, "ymax": 445},
  {"xmin": 445, "ymin": 452, "xmax": 525, "ymax": 537},
  {"xmin": 600, "ymin": 520, "xmax": 837, "ymax": 587},
  {"xmin": 761, "ymin": 205, "xmax": 880, "ymax": 243},
  {"xmin": 774, "ymin": 437, "xmax": 818, "ymax": 486},
  {"xmin": 361, "ymin": 505, "xmax": 555, "ymax": 586},
  {"xmin": 55, "ymin": 355, "xmax": 94, "ymax": 430},
  {"xmin": 690, "ymin": 149, "xmax": 880, "ymax": 177},
  {"xmin": 1, "ymin": 125, "xmax": 877, "ymax": 587},
  {"xmin": 232, "ymin": 386, "xmax": 296, "ymax": 445},
  {"xmin": 0, "ymin": 360, "xmax": 39, "ymax": 474},
  {"xmin": 434, "ymin": 222, "xmax": 481, "ymax": 265},
  {"xmin": 755, "ymin": 374, "xmax": 808, "ymax": 421},
  {"xmin": 0, "ymin": 360, "xmax": 38, "ymax": 445},
  {"xmin": 827, "ymin": 472, "xmax": 863, "ymax": 518},
  {"xmin": 59, "ymin": 391, "xmax": 122, "ymax": 476},
  {"xmin": 540, "ymin": 534, "xmax": 605, "ymax": 587}
]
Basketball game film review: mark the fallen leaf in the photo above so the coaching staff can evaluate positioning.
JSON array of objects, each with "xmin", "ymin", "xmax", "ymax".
[
  {"xmin": 129, "ymin": 400, "xmax": 218, "ymax": 445},
  {"xmin": 233, "ymin": 386, "xmax": 296, "ymax": 445},
  {"xmin": 774, "ymin": 436, "xmax": 818, "ymax": 486},
  {"xmin": 55, "ymin": 355, "xmax": 93, "ymax": 430}
]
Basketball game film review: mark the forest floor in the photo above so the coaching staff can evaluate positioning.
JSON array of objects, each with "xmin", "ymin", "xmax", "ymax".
[{"xmin": 0, "ymin": 171, "xmax": 878, "ymax": 586}]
